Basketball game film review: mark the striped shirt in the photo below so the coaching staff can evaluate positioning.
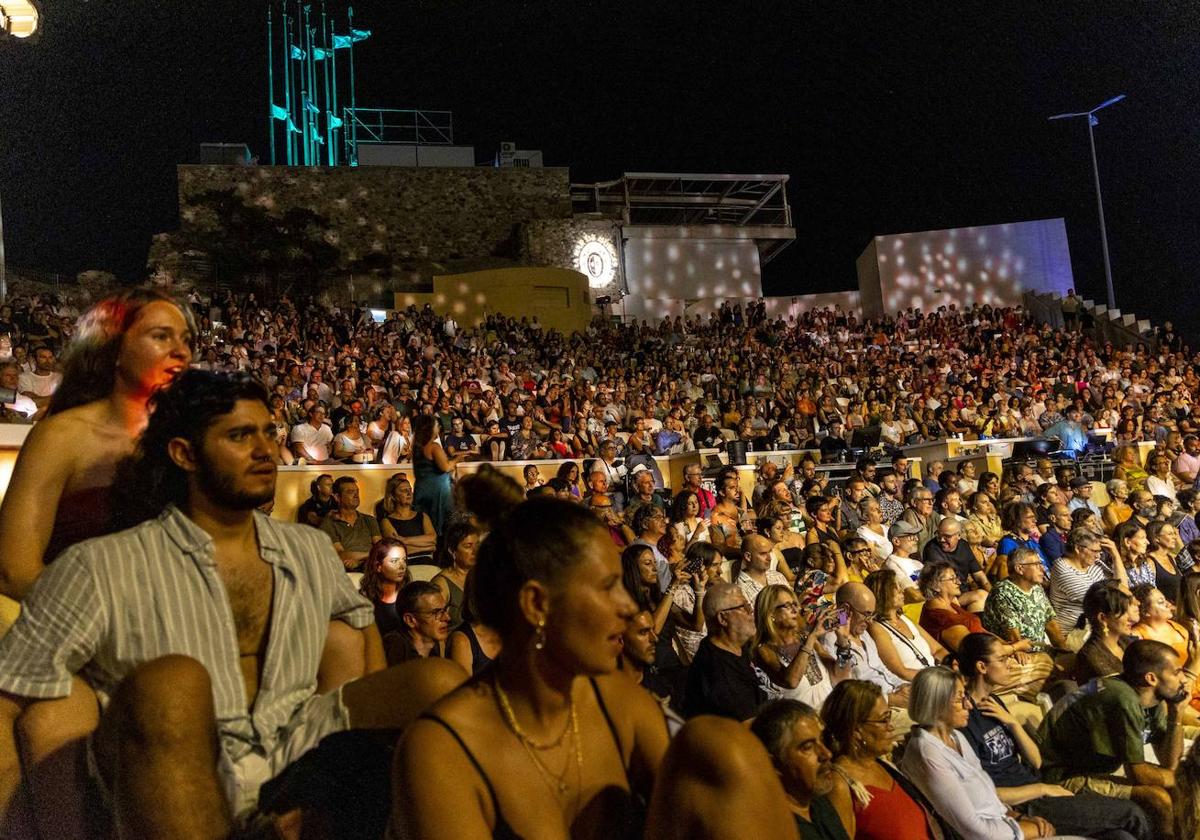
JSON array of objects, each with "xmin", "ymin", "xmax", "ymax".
[
  {"xmin": 0, "ymin": 504, "xmax": 372, "ymax": 763},
  {"xmin": 1048, "ymin": 558, "xmax": 1109, "ymax": 630}
]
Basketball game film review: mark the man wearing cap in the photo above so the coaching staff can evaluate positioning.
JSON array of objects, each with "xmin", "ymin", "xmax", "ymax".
[
  {"xmin": 884, "ymin": 520, "xmax": 925, "ymax": 600},
  {"xmin": 1067, "ymin": 477, "xmax": 1102, "ymax": 518}
]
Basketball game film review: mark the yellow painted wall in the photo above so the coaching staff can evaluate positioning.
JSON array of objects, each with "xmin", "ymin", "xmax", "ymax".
[{"xmin": 394, "ymin": 266, "xmax": 592, "ymax": 334}]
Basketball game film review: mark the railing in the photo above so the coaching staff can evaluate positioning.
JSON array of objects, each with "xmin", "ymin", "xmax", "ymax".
[{"xmin": 344, "ymin": 108, "xmax": 454, "ymax": 165}]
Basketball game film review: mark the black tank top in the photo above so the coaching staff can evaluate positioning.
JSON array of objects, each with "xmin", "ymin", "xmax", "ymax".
[{"xmin": 418, "ymin": 677, "xmax": 643, "ymax": 839}]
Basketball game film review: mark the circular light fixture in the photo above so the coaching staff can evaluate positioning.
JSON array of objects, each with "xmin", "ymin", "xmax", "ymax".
[
  {"xmin": 573, "ymin": 233, "xmax": 618, "ymax": 289},
  {"xmin": 0, "ymin": 0, "xmax": 40, "ymax": 38}
]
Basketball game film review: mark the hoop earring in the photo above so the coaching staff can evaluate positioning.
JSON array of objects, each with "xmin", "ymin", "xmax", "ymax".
[{"xmin": 534, "ymin": 620, "xmax": 547, "ymax": 651}]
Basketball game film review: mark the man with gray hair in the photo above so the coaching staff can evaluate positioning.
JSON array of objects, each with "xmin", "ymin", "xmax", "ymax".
[
  {"xmin": 682, "ymin": 583, "xmax": 762, "ymax": 720},
  {"xmin": 0, "ymin": 360, "xmax": 35, "ymax": 421}
]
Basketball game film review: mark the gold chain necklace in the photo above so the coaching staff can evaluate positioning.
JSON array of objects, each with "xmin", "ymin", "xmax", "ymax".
[{"xmin": 494, "ymin": 675, "xmax": 584, "ymax": 798}]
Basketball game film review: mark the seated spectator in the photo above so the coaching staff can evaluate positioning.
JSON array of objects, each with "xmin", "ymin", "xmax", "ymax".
[
  {"xmin": 297, "ymin": 472, "xmax": 335, "ymax": 527},
  {"xmin": 1130, "ymin": 583, "xmax": 1200, "ymax": 723},
  {"xmin": 865, "ymin": 569, "xmax": 947, "ymax": 682},
  {"xmin": 1072, "ymin": 581, "xmax": 1139, "ymax": 684},
  {"xmin": 289, "ymin": 402, "xmax": 333, "ymax": 462},
  {"xmin": 805, "ymin": 495, "xmax": 845, "ymax": 565},
  {"xmin": 795, "ymin": 542, "xmax": 848, "ymax": 613},
  {"xmin": 378, "ymin": 475, "xmax": 438, "ymax": 561},
  {"xmin": 1175, "ymin": 739, "xmax": 1200, "ymax": 840},
  {"xmin": 319, "ymin": 476, "xmax": 382, "ymax": 571},
  {"xmin": 876, "ymin": 470, "xmax": 906, "ymax": 526},
  {"xmin": 901, "ymin": 485, "xmax": 939, "ymax": 554},
  {"xmin": 753, "ymin": 587, "xmax": 848, "ymax": 708},
  {"xmin": 1146, "ymin": 452, "xmax": 1179, "ymax": 502},
  {"xmin": 1145, "ymin": 519, "xmax": 1184, "ymax": 605},
  {"xmin": 996, "ymin": 501, "xmax": 1048, "ymax": 577},
  {"xmin": 0, "ymin": 360, "xmax": 36, "ymax": 420},
  {"xmin": 884, "ymin": 520, "xmax": 925, "ymax": 603},
  {"xmin": 358, "ymin": 538, "xmax": 412, "ymax": 636},
  {"xmin": 624, "ymin": 465, "xmax": 666, "ymax": 523},
  {"xmin": 856, "ymin": 495, "xmax": 892, "ymax": 564},
  {"xmin": 967, "ymin": 490, "xmax": 1004, "ymax": 548},
  {"xmin": 1037, "ymin": 503, "xmax": 1072, "ymax": 566},
  {"xmin": 1041, "ymin": 639, "xmax": 1191, "ymax": 837},
  {"xmin": 821, "ymin": 582, "xmax": 912, "ymax": 731},
  {"xmin": 957, "ymin": 633, "xmax": 1153, "ymax": 840},
  {"xmin": 629, "ymin": 504, "xmax": 673, "ymax": 588},
  {"xmin": 841, "ymin": 535, "xmax": 879, "ymax": 584},
  {"xmin": 921, "ymin": 517, "xmax": 989, "ymax": 611},
  {"xmin": 822, "ymin": 680, "xmax": 943, "ymax": 840},
  {"xmin": 1116, "ymin": 519, "xmax": 1157, "ymax": 592},
  {"xmin": 1068, "ymin": 476, "xmax": 1102, "ymax": 518},
  {"xmin": 683, "ymin": 582, "xmax": 763, "ymax": 720},
  {"xmin": 750, "ymin": 699, "xmax": 852, "ymax": 840},
  {"xmin": 617, "ymin": 609, "xmax": 679, "ymax": 713},
  {"xmin": 446, "ymin": 570, "xmax": 501, "ymax": 675},
  {"xmin": 757, "ymin": 510, "xmax": 801, "ymax": 583},
  {"xmin": 431, "ymin": 521, "xmax": 478, "ymax": 632},
  {"xmin": 1050, "ymin": 525, "xmax": 1125, "ymax": 632},
  {"xmin": 17, "ymin": 345, "xmax": 61, "ymax": 414},
  {"xmin": 900, "ymin": 666, "xmax": 1056, "ymax": 840},
  {"xmin": 521, "ymin": 464, "xmax": 543, "ymax": 495},
  {"xmin": 982, "ymin": 546, "xmax": 1068, "ymax": 653},
  {"xmin": 918, "ymin": 561, "xmax": 1033, "ymax": 662},
  {"xmin": 1103, "ymin": 478, "xmax": 1134, "ymax": 535},
  {"xmin": 331, "ymin": 399, "xmax": 371, "ymax": 462},
  {"xmin": 671, "ymin": 541, "xmax": 723, "ymax": 664},
  {"xmin": 382, "ymin": 580, "xmax": 451, "ymax": 665}
]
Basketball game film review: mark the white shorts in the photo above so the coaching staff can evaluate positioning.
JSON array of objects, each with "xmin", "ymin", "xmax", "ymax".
[{"xmin": 89, "ymin": 686, "xmax": 351, "ymax": 819}]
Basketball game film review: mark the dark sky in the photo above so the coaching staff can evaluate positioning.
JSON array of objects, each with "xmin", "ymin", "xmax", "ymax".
[{"xmin": 3, "ymin": 1, "xmax": 1199, "ymax": 334}]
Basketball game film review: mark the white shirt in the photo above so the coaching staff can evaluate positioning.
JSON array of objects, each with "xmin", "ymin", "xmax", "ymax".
[
  {"xmin": 857, "ymin": 525, "xmax": 893, "ymax": 562},
  {"xmin": 900, "ymin": 728, "xmax": 1023, "ymax": 840},
  {"xmin": 736, "ymin": 570, "xmax": 788, "ymax": 616},
  {"xmin": 18, "ymin": 369, "xmax": 61, "ymax": 398},
  {"xmin": 886, "ymin": 553, "xmax": 924, "ymax": 588},
  {"xmin": 1146, "ymin": 475, "xmax": 1177, "ymax": 501},
  {"xmin": 821, "ymin": 628, "xmax": 907, "ymax": 694},
  {"xmin": 289, "ymin": 421, "xmax": 333, "ymax": 462}
]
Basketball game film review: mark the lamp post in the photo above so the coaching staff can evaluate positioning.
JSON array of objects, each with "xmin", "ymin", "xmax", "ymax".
[{"xmin": 1049, "ymin": 94, "xmax": 1126, "ymax": 312}]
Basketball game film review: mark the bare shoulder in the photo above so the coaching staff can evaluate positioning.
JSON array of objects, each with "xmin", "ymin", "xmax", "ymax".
[{"xmin": 592, "ymin": 670, "xmax": 665, "ymax": 728}]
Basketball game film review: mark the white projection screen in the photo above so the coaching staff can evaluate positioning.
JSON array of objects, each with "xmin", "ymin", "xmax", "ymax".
[
  {"xmin": 858, "ymin": 218, "xmax": 1075, "ymax": 318},
  {"xmin": 623, "ymin": 238, "xmax": 762, "ymax": 300}
]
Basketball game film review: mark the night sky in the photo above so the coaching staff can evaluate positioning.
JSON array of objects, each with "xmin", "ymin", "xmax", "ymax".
[{"xmin": 3, "ymin": 1, "xmax": 1199, "ymax": 335}]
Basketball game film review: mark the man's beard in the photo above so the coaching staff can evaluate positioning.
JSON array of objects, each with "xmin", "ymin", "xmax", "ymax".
[
  {"xmin": 1160, "ymin": 685, "xmax": 1190, "ymax": 706},
  {"xmin": 195, "ymin": 452, "xmax": 276, "ymax": 511}
]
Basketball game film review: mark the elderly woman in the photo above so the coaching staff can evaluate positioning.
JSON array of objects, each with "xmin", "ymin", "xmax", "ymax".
[
  {"xmin": 1048, "ymin": 525, "xmax": 1125, "ymax": 633},
  {"xmin": 899, "ymin": 667, "xmax": 1055, "ymax": 840},
  {"xmin": 918, "ymin": 561, "xmax": 1034, "ymax": 662},
  {"xmin": 822, "ymin": 680, "xmax": 941, "ymax": 840},
  {"xmin": 752, "ymin": 586, "xmax": 849, "ymax": 708}
]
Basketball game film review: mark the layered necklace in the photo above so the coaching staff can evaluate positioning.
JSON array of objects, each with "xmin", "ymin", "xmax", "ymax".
[{"xmin": 493, "ymin": 674, "xmax": 584, "ymax": 799}]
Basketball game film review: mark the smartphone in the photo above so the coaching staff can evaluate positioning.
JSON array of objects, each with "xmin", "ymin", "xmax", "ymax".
[{"xmin": 822, "ymin": 606, "xmax": 850, "ymax": 631}]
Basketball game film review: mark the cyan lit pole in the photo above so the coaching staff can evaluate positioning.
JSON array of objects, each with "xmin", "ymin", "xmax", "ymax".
[{"xmin": 1049, "ymin": 94, "xmax": 1125, "ymax": 311}]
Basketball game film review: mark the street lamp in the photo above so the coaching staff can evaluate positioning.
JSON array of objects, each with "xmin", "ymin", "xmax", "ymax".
[{"xmin": 1049, "ymin": 94, "xmax": 1126, "ymax": 312}]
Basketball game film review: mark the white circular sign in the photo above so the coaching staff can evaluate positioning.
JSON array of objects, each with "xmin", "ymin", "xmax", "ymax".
[{"xmin": 574, "ymin": 235, "xmax": 618, "ymax": 289}]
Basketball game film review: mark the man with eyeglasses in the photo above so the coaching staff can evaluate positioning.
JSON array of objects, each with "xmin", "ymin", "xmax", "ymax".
[
  {"xmin": 822, "ymin": 582, "xmax": 913, "ymax": 734},
  {"xmin": 982, "ymin": 546, "xmax": 1068, "ymax": 653},
  {"xmin": 683, "ymin": 583, "xmax": 763, "ymax": 721},
  {"xmin": 921, "ymin": 517, "xmax": 990, "ymax": 610},
  {"xmin": 384, "ymin": 581, "xmax": 451, "ymax": 663},
  {"xmin": 900, "ymin": 486, "xmax": 940, "ymax": 555}
]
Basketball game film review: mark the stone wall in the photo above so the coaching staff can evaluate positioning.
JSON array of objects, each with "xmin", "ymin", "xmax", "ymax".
[
  {"xmin": 151, "ymin": 165, "xmax": 574, "ymax": 289},
  {"xmin": 521, "ymin": 218, "xmax": 624, "ymax": 298}
]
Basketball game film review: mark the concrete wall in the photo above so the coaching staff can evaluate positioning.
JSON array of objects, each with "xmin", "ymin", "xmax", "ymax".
[
  {"xmin": 619, "ymin": 290, "xmax": 861, "ymax": 322},
  {"xmin": 855, "ymin": 237, "xmax": 883, "ymax": 320},
  {"xmin": 394, "ymin": 266, "xmax": 592, "ymax": 334},
  {"xmin": 857, "ymin": 218, "xmax": 1075, "ymax": 316},
  {"xmin": 624, "ymin": 238, "xmax": 762, "ymax": 301}
]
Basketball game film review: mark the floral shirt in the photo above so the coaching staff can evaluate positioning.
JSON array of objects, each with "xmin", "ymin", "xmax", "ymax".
[{"xmin": 981, "ymin": 579, "xmax": 1056, "ymax": 646}]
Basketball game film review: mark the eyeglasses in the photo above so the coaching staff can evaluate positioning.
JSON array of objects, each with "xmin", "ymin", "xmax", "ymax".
[
  {"xmin": 773, "ymin": 601, "xmax": 801, "ymax": 613},
  {"xmin": 938, "ymin": 532, "xmax": 960, "ymax": 540},
  {"xmin": 938, "ymin": 574, "xmax": 960, "ymax": 584},
  {"xmin": 862, "ymin": 708, "xmax": 896, "ymax": 725},
  {"xmin": 414, "ymin": 607, "xmax": 451, "ymax": 619},
  {"xmin": 718, "ymin": 602, "xmax": 752, "ymax": 616}
]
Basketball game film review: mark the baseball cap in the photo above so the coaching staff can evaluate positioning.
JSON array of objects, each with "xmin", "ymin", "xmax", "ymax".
[{"xmin": 1069, "ymin": 477, "xmax": 1090, "ymax": 489}]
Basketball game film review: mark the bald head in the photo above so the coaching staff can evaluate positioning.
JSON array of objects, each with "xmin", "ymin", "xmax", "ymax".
[
  {"xmin": 835, "ymin": 581, "xmax": 874, "ymax": 614},
  {"xmin": 702, "ymin": 582, "xmax": 745, "ymax": 625}
]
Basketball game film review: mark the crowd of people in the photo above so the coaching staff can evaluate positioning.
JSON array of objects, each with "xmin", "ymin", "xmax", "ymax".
[{"xmin": 0, "ymin": 285, "xmax": 1199, "ymax": 839}]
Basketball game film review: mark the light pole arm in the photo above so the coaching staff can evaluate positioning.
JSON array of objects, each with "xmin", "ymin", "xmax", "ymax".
[{"xmin": 1087, "ymin": 117, "xmax": 1117, "ymax": 312}]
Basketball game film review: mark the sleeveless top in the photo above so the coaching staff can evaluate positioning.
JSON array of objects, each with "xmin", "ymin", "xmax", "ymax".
[
  {"xmin": 459, "ymin": 623, "xmax": 495, "ymax": 674},
  {"xmin": 434, "ymin": 573, "xmax": 465, "ymax": 631},
  {"xmin": 418, "ymin": 677, "xmax": 644, "ymax": 840},
  {"xmin": 386, "ymin": 512, "xmax": 427, "ymax": 537}
]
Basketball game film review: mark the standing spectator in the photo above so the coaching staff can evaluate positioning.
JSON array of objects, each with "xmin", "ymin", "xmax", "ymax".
[{"xmin": 411, "ymin": 413, "xmax": 471, "ymax": 536}]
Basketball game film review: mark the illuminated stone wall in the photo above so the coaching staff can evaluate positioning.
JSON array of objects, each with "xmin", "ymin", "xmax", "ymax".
[{"xmin": 152, "ymin": 164, "xmax": 573, "ymax": 286}]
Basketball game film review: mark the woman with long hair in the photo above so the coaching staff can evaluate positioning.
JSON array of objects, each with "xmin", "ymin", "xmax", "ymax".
[
  {"xmin": 447, "ymin": 569, "xmax": 503, "ymax": 676},
  {"xmin": 670, "ymin": 541, "xmax": 722, "ymax": 664},
  {"xmin": 1113, "ymin": 444, "xmax": 1148, "ymax": 493},
  {"xmin": 995, "ymin": 502, "xmax": 1045, "ymax": 583},
  {"xmin": 865, "ymin": 569, "xmax": 947, "ymax": 682},
  {"xmin": 821, "ymin": 680, "xmax": 940, "ymax": 840},
  {"xmin": 358, "ymin": 538, "xmax": 413, "ymax": 637},
  {"xmin": 752, "ymin": 585, "xmax": 847, "ymax": 708},
  {"xmin": 1115, "ymin": 519, "xmax": 1156, "ymax": 591},
  {"xmin": 432, "ymin": 520, "xmax": 479, "ymax": 633},
  {"xmin": 378, "ymin": 474, "xmax": 438, "ymax": 561},
  {"xmin": 1071, "ymin": 581, "xmax": 1139, "ymax": 684},
  {"xmin": 899, "ymin": 667, "xmax": 1054, "ymax": 839},
  {"xmin": 411, "ymin": 412, "xmax": 472, "ymax": 536},
  {"xmin": 0, "ymin": 288, "xmax": 194, "ymax": 838},
  {"xmin": 670, "ymin": 488, "xmax": 711, "ymax": 547},
  {"xmin": 555, "ymin": 460, "xmax": 583, "ymax": 500}
]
